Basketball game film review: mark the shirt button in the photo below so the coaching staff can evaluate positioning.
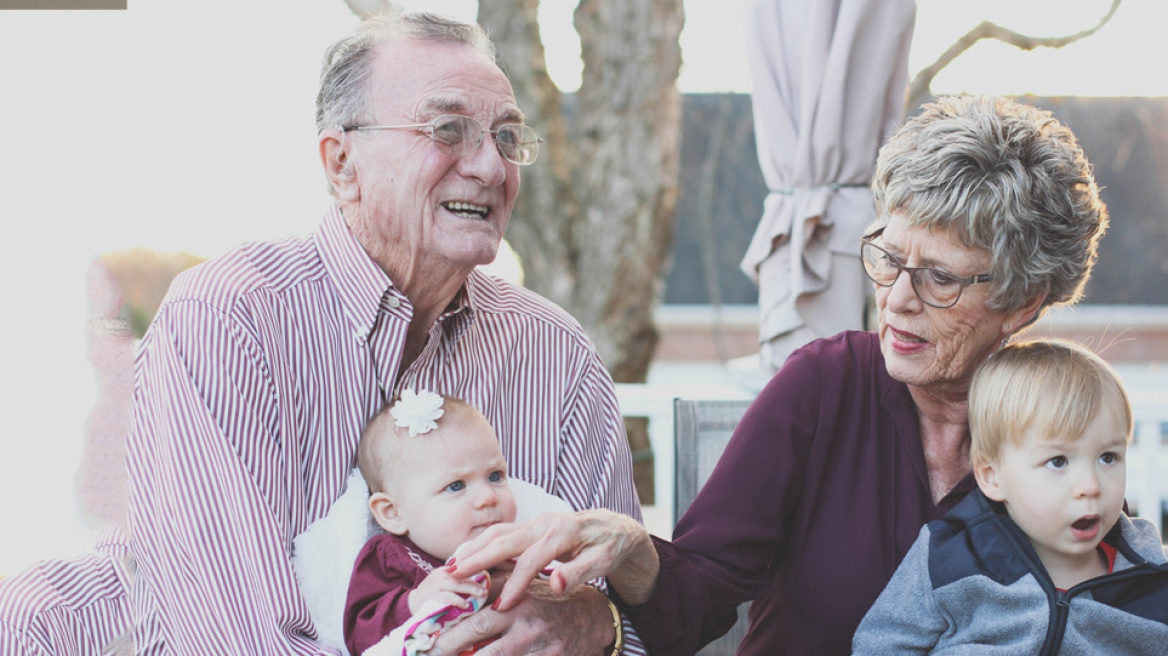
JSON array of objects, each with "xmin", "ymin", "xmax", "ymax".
[{"xmin": 385, "ymin": 296, "xmax": 401, "ymax": 309}]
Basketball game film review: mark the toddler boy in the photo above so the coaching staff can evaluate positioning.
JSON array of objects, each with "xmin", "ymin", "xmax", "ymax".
[{"xmin": 853, "ymin": 340, "xmax": 1168, "ymax": 654}]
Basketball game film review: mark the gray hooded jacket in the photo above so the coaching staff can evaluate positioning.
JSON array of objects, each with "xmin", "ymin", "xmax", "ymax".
[{"xmin": 853, "ymin": 489, "xmax": 1168, "ymax": 655}]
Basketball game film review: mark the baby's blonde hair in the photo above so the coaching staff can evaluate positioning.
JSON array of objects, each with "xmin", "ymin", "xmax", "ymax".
[
  {"xmin": 356, "ymin": 394, "xmax": 477, "ymax": 494},
  {"xmin": 969, "ymin": 339, "xmax": 1132, "ymax": 467}
]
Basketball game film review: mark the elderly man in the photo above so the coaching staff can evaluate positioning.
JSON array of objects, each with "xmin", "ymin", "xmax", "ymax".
[{"xmin": 0, "ymin": 12, "xmax": 641, "ymax": 656}]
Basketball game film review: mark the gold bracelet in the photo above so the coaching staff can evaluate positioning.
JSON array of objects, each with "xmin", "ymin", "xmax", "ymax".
[{"xmin": 604, "ymin": 596, "xmax": 624, "ymax": 656}]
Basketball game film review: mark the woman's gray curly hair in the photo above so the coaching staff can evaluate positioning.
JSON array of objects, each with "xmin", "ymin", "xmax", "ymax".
[
  {"xmin": 872, "ymin": 96, "xmax": 1109, "ymax": 319},
  {"xmin": 315, "ymin": 12, "xmax": 497, "ymax": 132}
]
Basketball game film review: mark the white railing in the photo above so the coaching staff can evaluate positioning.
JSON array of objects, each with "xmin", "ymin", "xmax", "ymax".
[
  {"xmin": 1128, "ymin": 398, "xmax": 1168, "ymax": 537},
  {"xmin": 615, "ymin": 382, "xmax": 752, "ymax": 527},
  {"xmin": 619, "ymin": 379, "xmax": 1168, "ymax": 537}
]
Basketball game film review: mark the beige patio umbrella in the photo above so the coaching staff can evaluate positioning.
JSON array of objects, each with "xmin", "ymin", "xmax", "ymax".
[{"xmin": 742, "ymin": 0, "xmax": 916, "ymax": 371}]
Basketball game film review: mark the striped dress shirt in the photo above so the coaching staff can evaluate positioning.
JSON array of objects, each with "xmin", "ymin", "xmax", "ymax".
[
  {"xmin": 1, "ymin": 206, "xmax": 643, "ymax": 655},
  {"xmin": 0, "ymin": 541, "xmax": 133, "ymax": 655}
]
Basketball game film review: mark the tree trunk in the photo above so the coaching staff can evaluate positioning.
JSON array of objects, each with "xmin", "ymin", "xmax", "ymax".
[
  {"xmin": 479, "ymin": 0, "xmax": 684, "ymax": 385},
  {"xmin": 479, "ymin": 0, "xmax": 683, "ymax": 504},
  {"xmin": 570, "ymin": 0, "xmax": 684, "ymax": 382},
  {"xmin": 476, "ymin": 0, "xmax": 581, "ymax": 306}
]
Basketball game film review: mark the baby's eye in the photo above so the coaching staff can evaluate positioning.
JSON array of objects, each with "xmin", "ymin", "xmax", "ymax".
[
  {"xmin": 1099, "ymin": 452, "xmax": 1120, "ymax": 465},
  {"xmin": 1044, "ymin": 456, "xmax": 1068, "ymax": 470},
  {"xmin": 488, "ymin": 470, "xmax": 505, "ymax": 483},
  {"xmin": 445, "ymin": 480, "xmax": 465, "ymax": 492}
]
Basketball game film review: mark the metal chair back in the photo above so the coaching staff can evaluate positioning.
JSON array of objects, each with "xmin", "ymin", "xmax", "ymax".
[{"xmin": 673, "ymin": 399, "xmax": 753, "ymax": 656}]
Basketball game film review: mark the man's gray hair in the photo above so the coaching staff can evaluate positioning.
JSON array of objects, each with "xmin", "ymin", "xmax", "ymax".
[
  {"xmin": 315, "ymin": 12, "xmax": 498, "ymax": 132},
  {"xmin": 872, "ymin": 96, "xmax": 1109, "ymax": 318}
]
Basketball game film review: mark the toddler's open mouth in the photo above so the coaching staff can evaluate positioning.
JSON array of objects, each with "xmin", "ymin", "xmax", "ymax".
[{"xmin": 1071, "ymin": 515, "xmax": 1101, "ymax": 540}]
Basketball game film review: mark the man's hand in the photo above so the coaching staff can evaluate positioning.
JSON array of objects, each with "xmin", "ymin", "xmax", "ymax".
[{"xmin": 428, "ymin": 580, "xmax": 614, "ymax": 656}]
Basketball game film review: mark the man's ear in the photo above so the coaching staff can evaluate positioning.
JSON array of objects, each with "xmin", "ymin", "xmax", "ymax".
[
  {"xmin": 369, "ymin": 491, "xmax": 408, "ymax": 536},
  {"xmin": 319, "ymin": 128, "xmax": 360, "ymax": 202},
  {"xmin": 974, "ymin": 458, "xmax": 1006, "ymax": 502}
]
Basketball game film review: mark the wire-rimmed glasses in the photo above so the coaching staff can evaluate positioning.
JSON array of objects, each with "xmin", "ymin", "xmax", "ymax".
[
  {"xmin": 342, "ymin": 114, "xmax": 542, "ymax": 165},
  {"xmin": 860, "ymin": 227, "xmax": 992, "ymax": 309}
]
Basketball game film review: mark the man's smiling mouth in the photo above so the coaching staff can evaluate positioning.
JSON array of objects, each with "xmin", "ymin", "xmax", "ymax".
[{"xmin": 443, "ymin": 201, "xmax": 489, "ymax": 219}]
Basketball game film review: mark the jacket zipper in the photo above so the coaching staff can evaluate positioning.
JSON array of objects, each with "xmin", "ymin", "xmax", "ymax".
[
  {"xmin": 971, "ymin": 494, "xmax": 1164, "ymax": 655},
  {"xmin": 986, "ymin": 510, "xmax": 1062, "ymax": 655},
  {"xmin": 985, "ymin": 501, "xmax": 1154, "ymax": 655},
  {"xmin": 1045, "ymin": 564, "xmax": 1156, "ymax": 655},
  {"xmin": 1045, "ymin": 589, "xmax": 1070, "ymax": 655}
]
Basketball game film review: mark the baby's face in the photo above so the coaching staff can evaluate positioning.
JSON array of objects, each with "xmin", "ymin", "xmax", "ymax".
[
  {"xmin": 979, "ymin": 404, "xmax": 1128, "ymax": 580},
  {"xmin": 384, "ymin": 411, "xmax": 517, "ymax": 561}
]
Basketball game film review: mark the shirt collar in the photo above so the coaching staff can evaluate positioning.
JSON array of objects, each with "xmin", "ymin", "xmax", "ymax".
[
  {"xmin": 445, "ymin": 276, "xmax": 475, "ymax": 318},
  {"xmin": 1099, "ymin": 539, "xmax": 1118, "ymax": 574},
  {"xmin": 433, "ymin": 275, "xmax": 477, "ymax": 355},
  {"xmin": 315, "ymin": 205, "xmax": 480, "ymax": 344},
  {"xmin": 315, "ymin": 205, "xmax": 395, "ymax": 341}
]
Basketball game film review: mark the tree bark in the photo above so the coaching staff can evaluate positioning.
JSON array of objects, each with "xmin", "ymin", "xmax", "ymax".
[
  {"xmin": 477, "ymin": 0, "xmax": 580, "ymax": 305},
  {"xmin": 479, "ymin": 0, "xmax": 684, "ymax": 385},
  {"xmin": 341, "ymin": 0, "xmax": 396, "ymax": 19},
  {"xmin": 480, "ymin": 0, "xmax": 683, "ymax": 504},
  {"xmin": 570, "ymin": 0, "xmax": 684, "ymax": 382}
]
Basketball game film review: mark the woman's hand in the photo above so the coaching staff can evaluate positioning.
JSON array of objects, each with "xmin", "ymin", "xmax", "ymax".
[{"xmin": 449, "ymin": 509, "xmax": 660, "ymax": 610}]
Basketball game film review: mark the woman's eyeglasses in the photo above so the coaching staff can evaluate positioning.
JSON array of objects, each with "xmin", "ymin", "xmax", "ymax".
[{"xmin": 860, "ymin": 227, "xmax": 992, "ymax": 309}]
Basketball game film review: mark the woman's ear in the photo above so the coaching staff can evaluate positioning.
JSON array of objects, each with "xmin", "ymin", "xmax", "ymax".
[
  {"xmin": 1002, "ymin": 294, "xmax": 1046, "ymax": 337},
  {"xmin": 369, "ymin": 492, "xmax": 408, "ymax": 536},
  {"xmin": 319, "ymin": 128, "xmax": 360, "ymax": 202},
  {"xmin": 974, "ymin": 458, "xmax": 1006, "ymax": 502}
]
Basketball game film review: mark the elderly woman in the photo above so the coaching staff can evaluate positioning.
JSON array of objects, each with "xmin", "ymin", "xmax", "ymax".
[{"xmin": 441, "ymin": 96, "xmax": 1110, "ymax": 656}]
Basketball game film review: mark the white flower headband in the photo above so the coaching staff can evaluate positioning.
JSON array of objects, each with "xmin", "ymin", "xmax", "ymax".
[{"xmin": 390, "ymin": 388, "xmax": 445, "ymax": 436}]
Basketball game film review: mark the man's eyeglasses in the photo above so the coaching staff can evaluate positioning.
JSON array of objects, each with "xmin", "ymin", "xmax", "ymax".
[
  {"xmin": 860, "ymin": 227, "xmax": 992, "ymax": 309},
  {"xmin": 343, "ymin": 114, "xmax": 543, "ymax": 166}
]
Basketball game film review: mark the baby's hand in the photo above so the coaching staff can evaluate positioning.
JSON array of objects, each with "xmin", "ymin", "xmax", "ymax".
[{"xmin": 408, "ymin": 565, "xmax": 489, "ymax": 614}]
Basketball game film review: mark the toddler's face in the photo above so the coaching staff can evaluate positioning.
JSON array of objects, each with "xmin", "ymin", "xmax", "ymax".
[
  {"xmin": 979, "ymin": 404, "xmax": 1128, "ymax": 581},
  {"xmin": 380, "ymin": 410, "xmax": 517, "ymax": 561}
]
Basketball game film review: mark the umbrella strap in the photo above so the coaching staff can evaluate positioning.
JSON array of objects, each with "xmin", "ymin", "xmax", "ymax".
[{"xmin": 770, "ymin": 182, "xmax": 868, "ymax": 195}]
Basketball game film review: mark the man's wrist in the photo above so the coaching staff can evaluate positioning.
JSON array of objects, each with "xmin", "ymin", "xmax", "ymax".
[{"xmin": 602, "ymin": 595, "xmax": 624, "ymax": 656}]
